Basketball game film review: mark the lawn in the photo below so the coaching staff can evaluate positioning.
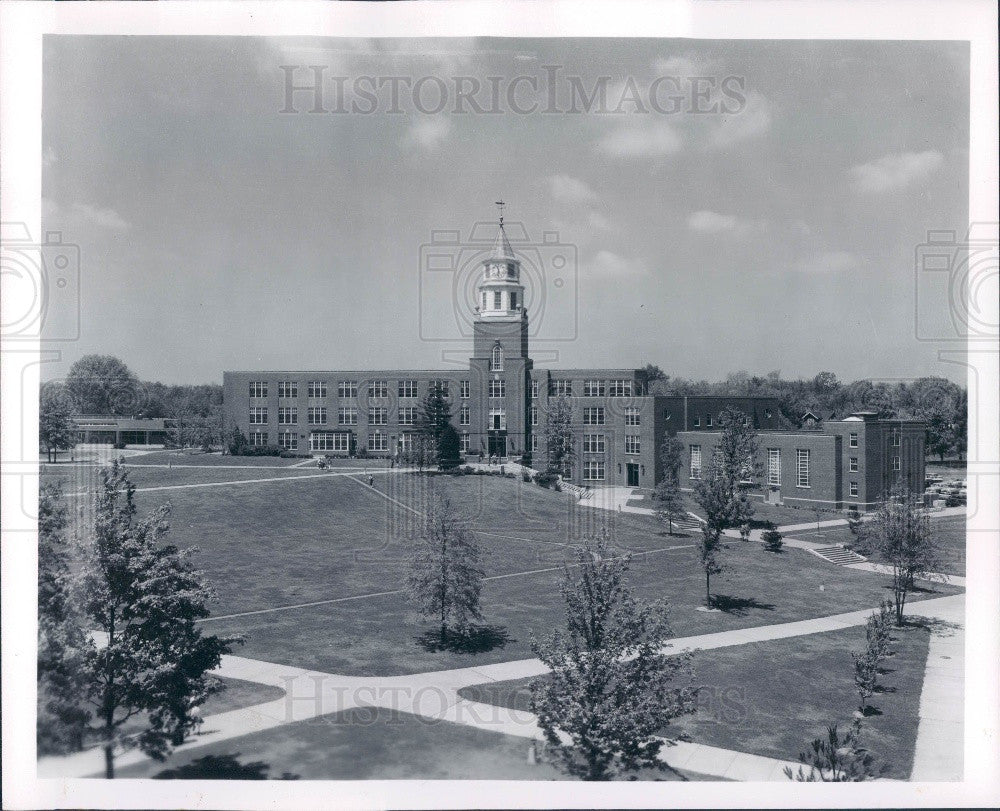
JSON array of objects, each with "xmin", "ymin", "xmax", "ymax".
[
  {"xmin": 787, "ymin": 515, "xmax": 966, "ymax": 576},
  {"xmin": 113, "ymin": 707, "xmax": 709, "ymax": 781},
  {"xmin": 458, "ymin": 622, "xmax": 934, "ymax": 779},
  {"xmin": 110, "ymin": 470, "xmax": 961, "ymax": 676},
  {"xmin": 627, "ymin": 490, "xmax": 845, "ymax": 529},
  {"xmin": 40, "ymin": 464, "xmax": 328, "ymax": 493}
]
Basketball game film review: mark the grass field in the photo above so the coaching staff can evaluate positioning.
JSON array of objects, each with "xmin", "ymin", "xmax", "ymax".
[
  {"xmin": 459, "ymin": 622, "xmax": 934, "ymax": 779},
  {"xmin": 88, "ymin": 466, "xmax": 961, "ymax": 677}
]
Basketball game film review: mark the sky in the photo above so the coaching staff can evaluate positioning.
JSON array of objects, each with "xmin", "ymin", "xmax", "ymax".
[{"xmin": 41, "ymin": 36, "xmax": 969, "ymax": 385}]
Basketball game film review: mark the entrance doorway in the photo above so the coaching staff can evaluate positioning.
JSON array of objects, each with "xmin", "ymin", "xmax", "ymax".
[
  {"xmin": 626, "ymin": 463, "xmax": 640, "ymax": 487},
  {"xmin": 488, "ymin": 433, "xmax": 507, "ymax": 459}
]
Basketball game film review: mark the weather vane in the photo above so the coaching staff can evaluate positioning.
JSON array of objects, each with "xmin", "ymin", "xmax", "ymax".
[{"xmin": 495, "ymin": 199, "xmax": 505, "ymax": 225}]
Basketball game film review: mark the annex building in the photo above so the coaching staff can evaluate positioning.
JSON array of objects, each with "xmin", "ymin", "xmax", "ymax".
[{"xmin": 223, "ymin": 215, "xmax": 923, "ymax": 511}]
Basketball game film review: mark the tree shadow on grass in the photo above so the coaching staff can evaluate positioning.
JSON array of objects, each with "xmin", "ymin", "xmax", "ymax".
[
  {"xmin": 905, "ymin": 615, "xmax": 962, "ymax": 636},
  {"xmin": 154, "ymin": 753, "xmax": 300, "ymax": 780},
  {"xmin": 710, "ymin": 594, "xmax": 776, "ymax": 615},
  {"xmin": 415, "ymin": 624, "xmax": 513, "ymax": 655}
]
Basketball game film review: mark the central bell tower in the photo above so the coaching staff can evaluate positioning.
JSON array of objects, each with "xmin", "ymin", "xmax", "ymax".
[{"xmin": 468, "ymin": 202, "xmax": 532, "ymax": 461}]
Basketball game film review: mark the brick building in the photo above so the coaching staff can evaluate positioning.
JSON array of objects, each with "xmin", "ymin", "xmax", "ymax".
[{"xmin": 222, "ymin": 215, "xmax": 922, "ymax": 510}]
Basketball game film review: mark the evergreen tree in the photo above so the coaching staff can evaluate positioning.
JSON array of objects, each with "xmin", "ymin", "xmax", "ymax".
[
  {"xmin": 652, "ymin": 435, "xmax": 686, "ymax": 534},
  {"xmin": 40, "ymin": 383, "xmax": 78, "ymax": 462},
  {"xmin": 530, "ymin": 534, "xmax": 694, "ymax": 780},
  {"xmin": 78, "ymin": 460, "xmax": 240, "ymax": 777},
  {"xmin": 784, "ymin": 717, "xmax": 885, "ymax": 781},
  {"xmin": 437, "ymin": 424, "xmax": 462, "ymax": 470},
  {"xmin": 418, "ymin": 381, "xmax": 453, "ymax": 441},
  {"xmin": 407, "ymin": 495, "xmax": 484, "ymax": 645},
  {"xmin": 544, "ymin": 396, "xmax": 575, "ymax": 477}
]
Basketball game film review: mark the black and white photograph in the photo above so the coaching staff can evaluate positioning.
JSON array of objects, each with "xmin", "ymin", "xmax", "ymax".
[{"xmin": 1, "ymin": 2, "xmax": 997, "ymax": 808}]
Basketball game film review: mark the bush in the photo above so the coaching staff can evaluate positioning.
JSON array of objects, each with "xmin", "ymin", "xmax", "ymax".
[
  {"xmin": 112, "ymin": 441, "xmax": 127, "ymax": 450},
  {"xmin": 232, "ymin": 444, "xmax": 282, "ymax": 457},
  {"xmin": 762, "ymin": 529, "xmax": 783, "ymax": 553},
  {"xmin": 945, "ymin": 493, "xmax": 964, "ymax": 507},
  {"xmin": 522, "ymin": 471, "xmax": 532, "ymax": 483},
  {"xmin": 278, "ymin": 451, "xmax": 312, "ymax": 459},
  {"xmin": 533, "ymin": 471, "xmax": 559, "ymax": 488}
]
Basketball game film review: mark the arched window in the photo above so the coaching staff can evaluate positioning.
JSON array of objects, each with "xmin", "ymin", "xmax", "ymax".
[{"xmin": 491, "ymin": 343, "xmax": 504, "ymax": 372}]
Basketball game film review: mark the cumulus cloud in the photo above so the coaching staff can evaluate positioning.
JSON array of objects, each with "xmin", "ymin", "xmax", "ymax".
[
  {"xmin": 652, "ymin": 55, "xmax": 707, "ymax": 76},
  {"xmin": 586, "ymin": 250, "xmax": 646, "ymax": 277},
  {"xmin": 402, "ymin": 117, "xmax": 452, "ymax": 151},
  {"xmin": 797, "ymin": 250, "xmax": 862, "ymax": 274},
  {"xmin": 71, "ymin": 202, "xmax": 130, "ymax": 231},
  {"xmin": 548, "ymin": 174, "xmax": 598, "ymax": 205},
  {"xmin": 687, "ymin": 210, "xmax": 740, "ymax": 233},
  {"xmin": 707, "ymin": 91, "xmax": 772, "ymax": 149},
  {"xmin": 849, "ymin": 150, "xmax": 944, "ymax": 193},
  {"xmin": 596, "ymin": 120, "xmax": 683, "ymax": 158}
]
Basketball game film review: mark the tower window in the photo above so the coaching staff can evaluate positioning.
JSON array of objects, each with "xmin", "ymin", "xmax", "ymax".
[
  {"xmin": 493, "ymin": 291, "xmax": 502, "ymax": 309},
  {"xmin": 510, "ymin": 291, "xmax": 517, "ymax": 309},
  {"xmin": 491, "ymin": 344, "xmax": 504, "ymax": 372},
  {"xmin": 481, "ymin": 292, "xmax": 487, "ymax": 310}
]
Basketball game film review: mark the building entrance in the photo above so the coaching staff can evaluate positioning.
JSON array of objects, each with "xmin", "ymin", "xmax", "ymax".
[
  {"xmin": 626, "ymin": 462, "xmax": 640, "ymax": 487},
  {"xmin": 488, "ymin": 433, "xmax": 507, "ymax": 459}
]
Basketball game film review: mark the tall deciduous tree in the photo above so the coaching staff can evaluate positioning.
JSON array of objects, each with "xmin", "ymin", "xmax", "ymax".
[
  {"xmin": 859, "ymin": 482, "xmax": 938, "ymax": 625},
  {"xmin": 714, "ymin": 406, "xmax": 762, "ymax": 525},
  {"xmin": 78, "ymin": 460, "xmax": 240, "ymax": 777},
  {"xmin": 407, "ymin": 496, "xmax": 484, "ymax": 645},
  {"xmin": 65, "ymin": 354, "xmax": 140, "ymax": 416},
  {"xmin": 652, "ymin": 435, "xmax": 686, "ymax": 535},
  {"xmin": 544, "ymin": 395, "xmax": 575, "ymax": 478},
  {"xmin": 40, "ymin": 382, "xmax": 77, "ymax": 462},
  {"xmin": 530, "ymin": 535, "xmax": 694, "ymax": 780}
]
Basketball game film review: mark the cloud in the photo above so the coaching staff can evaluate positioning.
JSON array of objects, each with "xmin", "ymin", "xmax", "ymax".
[
  {"xmin": 70, "ymin": 202, "xmax": 130, "ymax": 231},
  {"xmin": 849, "ymin": 150, "xmax": 944, "ymax": 193},
  {"xmin": 652, "ymin": 55, "xmax": 707, "ymax": 76},
  {"xmin": 708, "ymin": 91, "xmax": 772, "ymax": 149},
  {"xmin": 687, "ymin": 210, "xmax": 740, "ymax": 233},
  {"xmin": 586, "ymin": 250, "xmax": 646, "ymax": 277},
  {"xmin": 548, "ymin": 174, "xmax": 598, "ymax": 205},
  {"xmin": 596, "ymin": 120, "xmax": 683, "ymax": 158},
  {"xmin": 797, "ymin": 250, "xmax": 862, "ymax": 274},
  {"xmin": 402, "ymin": 117, "xmax": 452, "ymax": 151}
]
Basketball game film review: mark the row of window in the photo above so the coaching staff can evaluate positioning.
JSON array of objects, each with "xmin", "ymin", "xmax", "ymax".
[
  {"xmin": 690, "ymin": 445, "xmax": 815, "ymax": 487},
  {"xmin": 248, "ymin": 430, "xmax": 476, "ymax": 455},
  {"xmin": 543, "ymin": 379, "xmax": 634, "ymax": 397},
  {"xmin": 249, "ymin": 380, "xmax": 468, "ymax": 399},
  {"xmin": 527, "ymin": 406, "xmax": 640, "ymax": 426}
]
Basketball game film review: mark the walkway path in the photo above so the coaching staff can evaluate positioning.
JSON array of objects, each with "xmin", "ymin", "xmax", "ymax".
[{"xmin": 39, "ymin": 593, "xmax": 963, "ymax": 781}]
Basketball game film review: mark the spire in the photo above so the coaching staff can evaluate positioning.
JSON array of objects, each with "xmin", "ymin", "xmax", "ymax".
[{"xmin": 490, "ymin": 199, "xmax": 516, "ymax": 262}]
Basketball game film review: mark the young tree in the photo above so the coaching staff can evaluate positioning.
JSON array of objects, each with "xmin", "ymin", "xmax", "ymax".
[
  {"xmin": 406, "ymin": 432, "xmax": 437, "ymax": 473},
  {"xmin": 859, "ymin": 482, "xmax": 937, "ymax": 625},
  {"xmin": 226, "ymin": 425, "xmax": 248, "ymax": 455},
  {"xmin": 652, "ymin": 436, "xmax": 687, "ymax": 535},
  {"xmin": 784, "ymin": 717, "xmax": 884, "ymax": 782},
  {"xmin": 436, "ymin": 424, "xmax": 462, "ymax": 470},
  {"xmin": 78, "ymin": 460, "xmax": 240, "ymax": 777},
  {"xmin": 65, "ymin": 354, "xmax": 140, "ymax": 415},
  {"xmin": 530, "ymin": 535, "xmax": 694, "ymax": 780},
  {"xmin": 37, "ymin": 482, "xmax": 91, "ymax": 753},
  {"xmin": 407, "ymin": 495, "xmax": 484, "ymax": 645},
  {"xmin": 544, "ymin": 395, "xmax": 575, "ymax": 478},
  {"xmin": 40, "ymin": 383, "xmax": 77, "ymax": 462}
]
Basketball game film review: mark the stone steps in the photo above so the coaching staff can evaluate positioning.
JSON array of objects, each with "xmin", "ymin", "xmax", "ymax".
[{"xmin": 811, "ymin": 545, "xmax": 868, "ymax": 565}]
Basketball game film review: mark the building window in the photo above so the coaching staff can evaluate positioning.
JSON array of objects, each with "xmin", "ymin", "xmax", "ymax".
[
  {"xmin": 625, "ymin": 435, "xmax": 641, "ymax": 454},
  {"xmin": 248, "ymin": 431, "xmax": 267, "ymax": 446},
  {"xmin": 796, "ymin": 449, "xmax": 811, "ymax": 488},
  {"xmin": 531, "ymin": 380, "xmax": 539, "ymax": 398},
  {"xmin": 277, "ymin": 381, "xmax": 298, "ymax": 398},
  {"xmin": 278, "ymin": 432, "xmax": 297, "ymax": 450},
  {"xmin": 609, "ymin": 379, "xmax": 632, "ymax": 397},
  {"xmin": 850, "ymin": 481, "xmax": 859, "ymax": 497},
  {"xmin": 368, "ymin": 431, "xmax": 388, "ymax": 452},
  {"xmin": 849, "ymin": 432, "xmax": 858, "ymax": 448},
  {"xmin": 460, "ymin": 433, "xmax": 470, "ymax": 454},
  {"xmin": 624, "ymin": 406, "xmax": 640, "ymax": 426},
  {"xmin": 550, "ymin": 380, "xmax": 572, "ymax": 396},
  {"xmin": 583, "ymin": 434, "xmax": 605, "ymax": 453},
  {"xmin": 460, "ymin": 380, "xmax": 470, "ymax": 399},
  {"xmin": 399, "ymin": 407, "xmax": 416, "ymax": 426},
  {"xmin": 488, "ymin": 409, "xmax": 506, "ymax": 430},
  {"xmin": 849, "ymin": 456, "xmax": 859, "ymax": 472},
  {"xmin": 432, "ymin": 380, "xmax": 450, "ymax": 397},
  {"xmin": 531, "ymin": 434, "xmax": 538, "ymax": 453},
  {"xmin": 583, "ymin": 380, "xmax": 605, "ymax": 397},
  {"xmin": 278, "ymin": 407, "xmax": 297, "ymax": 425},
  {"xmin": 459, "ymin": 406, "xmax": 470, "ymax": 426},
  {"xmin": 481, "ymin": 291, "xmax": 487, "ymax": 310},
  {"xmin": 693, "ymin": 416, "xmax": 701, "ymax": 428},
  {"xmin": 767, "ymin": 448, "xmax": 781, "ymax": 486},
  {"xmin": 489, "ymin": 379, "xmax": 505, "ymax": 398},
  {"xmin": 491, "ymin": 344, "xmax": 504, "ymax": 372},
  {"xmin": 583, "ymin": 460, "xmax": 605, "ymax": 481},
  {"xmin": 399, "ymin": 380, "xmax": 418, "ymax": 398},
  {"xmin": 583, "ymin": 407, "xmax": 605, "ymax": 426},
  {"xmin": 249, "ymin": 407, "xmax": 268, "ymax": 425},
  {"xmin": 531, "ymin": 406, "xmax": 538, "ymax": 426},
  {"xmin": 493, "ymin": 291, "xmax": 502, "ymax": 309},
  {"xmin": 338, "ymin": 407, "xmax": 358, "ymax": 425},
  {"xmin": 510, "ymin": 291, "xmax": 518, "ymax": 310},
  {"xmin": 690, "ymin": 445, "xmax": 702, "ymax": 479},
  {"xmin": 706, "ymin": 415, "xmax": 713, "ymax": 428},
  {"xmin": 368, "ymin": 380, "xmax": 388, "ymax": 398},
  {"xmin": 249, "ymin": 381, "xmax": 268, "ymax": 398},
  {"xmin": 369, "ymin": 407, "xmax": 387, "ymax": 426},
  {"xmin": 310, "ymin": 432, "xmax": 350, "ymax": 452},
  {"xmin": 307, "ymin": 381, "xmax": 327, "ymax": 399},
  {"xmin": 338, "ymin": 381, "xmax": 358, "ymax": 398},
  {"xmin": 307, "ymin": 407, "xmax": 327, "ymax": 425},
  {"xmin": 890, "ymin": 429, "xmax": 901, "ymax": 447},
  {"xmin": 892, "ymin": 456, "xmax": 901, "ymax": 471},
  {"xmin": 399, "ymin": 432, "xmax": 414, "ymax": 453}
]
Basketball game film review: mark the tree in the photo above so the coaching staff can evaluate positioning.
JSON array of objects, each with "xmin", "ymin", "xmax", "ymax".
[
  {"xmin": 406, "ymin": 432, "xmax": 437, "ymax": 473},
  {"xmin": 636, "ymin": 363, "xmax": 667, "ymax": 394},
  {"xmin": 226, "ymin": 425, "xmax": 248, "ymax": 455},
  {"xmin": 784, "ymin": 717, "xmax": 884, "ymax": 781},
  {"xmin": 529, "ymin": 535, "xmax": 695, "ymax": 780},
  {"xmin": 65, "ymin": 354, "xmax": 140, "ymax": 415},
  {"xmin": 714, "ymin": 406, "xmax": 762, "ymax": 526},
  {"xmin": 544, "ymin": 395, "xmax": 575, "ymax": 478},
  {"xmin": 652, "ymin": 436, "xmax": 686, "ymax": 535},
  {"xmin": 859, "ymin": 482, "xmax": 937, "ymax": 625},
  {"xmin": 37, "ymin": 482, "xmax": 91, "ymax": 754},
  {"xmin": 437, "ymin": 424, "xmax": 462, "ymax": 470},
  {"xmin": 77, "ymin": 460, "xmax": 240, "ymax": 777},
  {"xmin": 761, "ymin": 527, "xmax": 783, "ymax": 552},
  {"xmin": 407, "ymin": 495, "xmax": 484, "ymax": 645},
  {"xmin": 40, "ymin": 382, "xmax": 77, "ymax": 462},
  {"xmin": 417, "ymin": 382, "xmax": 453, "ymax": 442}
]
